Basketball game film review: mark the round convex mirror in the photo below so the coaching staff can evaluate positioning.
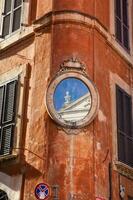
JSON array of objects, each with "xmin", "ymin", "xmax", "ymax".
[
  {"xmin": 53, "ymin": 77, "xmax": 92, "ymax": 122},
  {"xmin": 46, "ymin": 71, "xmax": 99, "ymax": 129}
]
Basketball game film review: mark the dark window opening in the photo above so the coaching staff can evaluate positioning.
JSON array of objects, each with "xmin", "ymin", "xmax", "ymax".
[
  {"xmin": 14, "ymin": 0, "xmax": 22, "ymax": 8},
  {"xmin": 0, "ymin": 80, "xmax": 18, "ymax": 156},
  {"xmin": 115, "ymin": 0, "xmax": 130, "ymax": 50},
  {"xmin": 12, "ymin": 7, "xmax": 21, "ymax": 32},
  {"xmin": 116, "ymin": 85, "xmax": 133, "ymax": 167},
  {"xmin": 4, "ymin": 0, "xmax": 12, "ymax": 14}
]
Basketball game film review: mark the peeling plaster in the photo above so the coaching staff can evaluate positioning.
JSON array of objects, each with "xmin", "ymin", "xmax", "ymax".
[
  {"xmin": 98, "ymin": 110, "xmax": 107, "ymax": 122},
  {"xmin": 96, "ymin": 142, "xmax": 102, "ymax": 150}
]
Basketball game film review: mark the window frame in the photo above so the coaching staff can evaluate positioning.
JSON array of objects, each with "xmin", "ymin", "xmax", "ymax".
[
  {"xmin": 0, "ymin": 78, "xmax": 18, "ymax": 156},
  {"xmin": 0, "ymin": 0, "xmax": 23, "ymax": 39},
  {"xmin": 115, "ymin": 0, "xmax": 130, "ymax": 51},
  {"xmin": 116, "ymin": 85, "xmax": 133, "ymax": 167},
  {"xmin": 110, "ymin": 0, "xmax": 133, "ymax": 56},
  {"xmin": 0, "ymin": 0, "xmax": 32, "ymax": 50},
  {"xmin": 0, "ymin": 65, "xmax": 28, "ymax": 160},
  {"xmin": 110, "ymin": 72, "xmax": 133, "ymax": 179}
]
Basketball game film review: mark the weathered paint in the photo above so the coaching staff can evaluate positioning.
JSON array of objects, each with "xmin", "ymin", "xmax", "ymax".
[{"xmin": 0, "ymin": 0, "xmax": 132, "ymax": 200}]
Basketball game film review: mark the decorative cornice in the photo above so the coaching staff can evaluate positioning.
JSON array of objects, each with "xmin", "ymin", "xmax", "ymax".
[
  {"xmin": 34, "ymin": 10, "xmax": 133, "ymax": 68},
  {"xmin": 0, "ymin": 10, "xmax": 132, "ymax": 67},
  {"xmin": 34, "ymin": 10, "xmax": 108, "ymax": 31}
]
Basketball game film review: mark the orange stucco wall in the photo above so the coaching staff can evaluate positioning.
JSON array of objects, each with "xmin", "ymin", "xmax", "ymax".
[{"xmin": 0, "ymin": 0, "xmax": 133, "ymax": 200}]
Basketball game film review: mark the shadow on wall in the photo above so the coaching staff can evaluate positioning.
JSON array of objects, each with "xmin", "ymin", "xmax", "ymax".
[{"xmin": 0, "ymin": 36, "xmax": 34, "ymax": 60}]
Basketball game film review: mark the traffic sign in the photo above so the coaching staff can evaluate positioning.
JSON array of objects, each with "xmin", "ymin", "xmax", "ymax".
[{"xmin": 35, "ymin": 183, "xmax": 51, "ymax": 200}]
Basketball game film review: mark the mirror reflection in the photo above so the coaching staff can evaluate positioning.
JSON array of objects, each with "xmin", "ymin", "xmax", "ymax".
[{"xmin": 53, "ymin": 78, "xmax": 92, "ymax": 122}]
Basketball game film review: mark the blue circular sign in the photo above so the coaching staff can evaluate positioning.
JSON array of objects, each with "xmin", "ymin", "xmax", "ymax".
[{"xmin": 35, "ymin": 183, "xmax": 50, "ymax": 200}]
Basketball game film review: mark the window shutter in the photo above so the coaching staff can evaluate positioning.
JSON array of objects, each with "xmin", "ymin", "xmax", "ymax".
[
  {"xmin": 0, "ymin": 128, "xmax": 2, "ymax": 153},
  {"xmin": 115, "ymin": 0, "xmax": 121, "ymax": 18},
  {"xmin": 118, "ymin": 133, "xmax": 126, "ymax": 162},
  {"xmin": 3, "ymin": 80, "xmax": 18, "ymax": 123},
  {"xmin": 122, "ymin": 0, "xmax": 128, "ymax": 26},
  {"xmin": 124, "ymin": 94, "xmax": 132, "ymax": 136},
  {"xmin": 127, "ymin": 138, "xmax": 133, "ymax": 166},
  {"xmin": 0, "ymin": 125, "xmax": 13, "ymax": 155},
  {"xmin": 116, "ymin": 85, "xmax": 133, "ymax": 167},
  {"xmin": 0, "ymin": 79, "xmax": 18, "ymax": 156},
  {"xmin": 115, "ymin": 18, "xmax": 122, "ymax": 43},
  {"xmin": 0, "ymin": 86, "xmax": 4, "ymax": 123},
  {"xmin": 116, "ymin": 88, "xmax": 124, "ymax": 131},
  {"xmin": 0, "ymin": 86, "xmax": 4, "ymax": 155},
  {"xmin": 115, "ymin": 0, "xmax": 122, "ymax": 42},
  {"xmin": 116, "ymin": 87, "xmax": 125, "ymax": 162},
  {"xmin": 123, "ymin": 0, "xmax": 129, "ymax": 49},
  {"xmin": 115, "ymin": 0, "xmax": 129, "ymax": 50},
  {"xmin": 124, "ymin": 94, "xmax": 133, "ymax": 166}
]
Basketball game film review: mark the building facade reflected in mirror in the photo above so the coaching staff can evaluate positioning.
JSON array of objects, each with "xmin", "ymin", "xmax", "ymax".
[{"xmin": 53, "ymin": 78, "xmax": 92, "ymax": 122}]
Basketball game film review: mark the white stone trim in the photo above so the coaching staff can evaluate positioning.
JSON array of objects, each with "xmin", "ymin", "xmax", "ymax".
[
  {"xmin": 22, "ymin": 0, "xmax": 30, "ymax": 26},
  {"xmin": 0, "ymin": 26, "xmax": 33, "ymax": 50},
  {"xmin": 110, "ymin": 72, "xmax": 133, "ymax": 173},
  {"xmin": 0, "ymin": 0, "xmax": 4, "ymax": 37},
  {"xmin": 128, "ymin": 0, "xmax": 133, "ymax": 56}
]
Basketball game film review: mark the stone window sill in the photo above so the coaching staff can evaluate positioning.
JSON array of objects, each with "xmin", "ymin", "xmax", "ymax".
[
  {"xmin": 108, "ymin": 35, "xmax": 133, "ymax": 66},
  {"xmin": 0, "ymin": 26, "xmax": 34, "ymax": 51},
  {"xmin": 0, "ymin": 154, "xmax": 18, "ymax": 163},
  {"xmin": 0, "ymin": 154, "xmax": 21, "ymax": 175},
  {"xmin": 113, "ymin": 161, "xmax": 133, "ymax": 180}
]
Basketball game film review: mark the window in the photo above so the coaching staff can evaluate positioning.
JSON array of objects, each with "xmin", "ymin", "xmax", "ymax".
[
  {"xmin": 115, "ymin": 0, "xmax": 129, "ymax": 50},
  {"xmin": 0, "ymin": 189, "xmax": 8, "ymax": 200},
  {"xmin": 116, "ymin": 85, "xmax": 133, "ymax": 167},
  {"xmin": 0, "ymin": 80, "xmax": 18, "ymax": 156},
  {"xmin": 1, "ymin": 0, "xmax": 22, "ymax": 38}
]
